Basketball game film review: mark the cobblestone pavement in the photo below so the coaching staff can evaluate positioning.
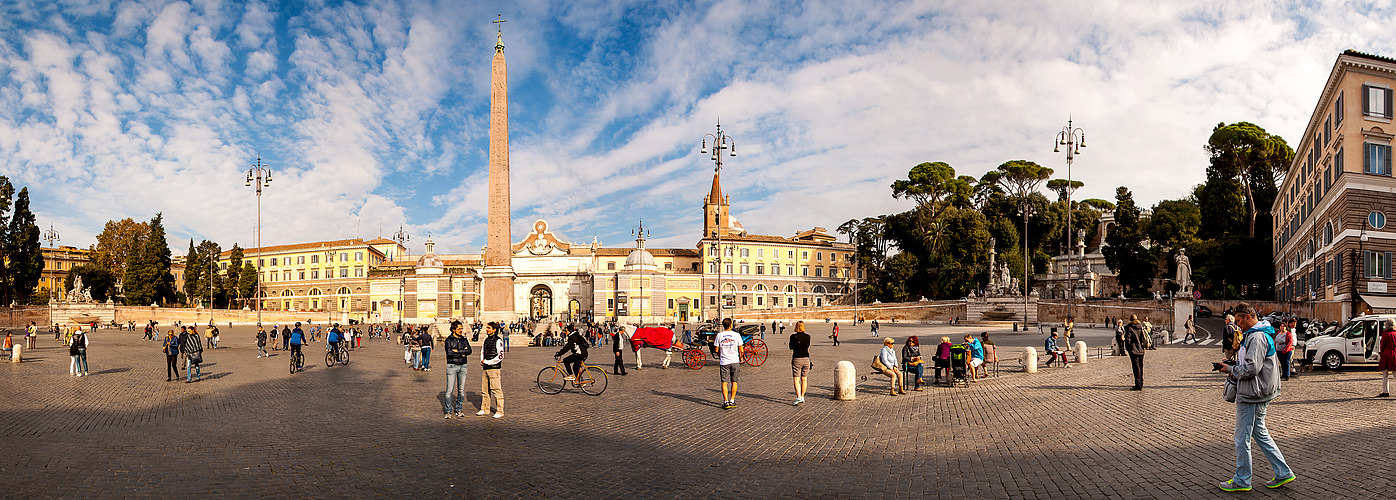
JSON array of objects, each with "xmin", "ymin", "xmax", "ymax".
[{"xmin": 2, "ymin": 324, "xmax": 1393, "ymax": 498}]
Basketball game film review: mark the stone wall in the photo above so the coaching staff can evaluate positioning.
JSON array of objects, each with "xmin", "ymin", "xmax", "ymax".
[
  {"xmin": 726, "ymin": 300, "xmax": 966, "ymax": 323},
  {"xmin": 114, "ymin": 306, "xmax": 374, "ymax": 327},
  {"xmin": 1036, "ymin": 300, "xmax": 1172, "ymax": 328},
  {"xmin": 1194, "ymin": 299, "xmax": 1346, "ymax": 322},
  {"xmin": 0, "ymin": 306, "xmax": 52, "ymax": 329}
]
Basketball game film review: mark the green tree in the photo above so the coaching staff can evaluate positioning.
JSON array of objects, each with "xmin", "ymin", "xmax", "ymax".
[
  {"xmin": 1102, "ymin": 187, "xmax": 1156, "ymax": 297},
  {"xmin": 92, "ymin": 218, "xmax": 150, "ymax": 276},
  {"xmin": 4, "ymin": 188, "xmax": 43, "ymax": 304},
  {"xmin": 184, "ymin": 239, "xmax": 202, "ymax": 306},
  {"xmin": 0, "ymin": 177, "xmax": 12, "ymax": 304},
  {"xmin": 63, "ymin": 264, "xmax": 115, "ymax": 302},
  {"xmin": 192, "ymin": 240, "xmax": 224, "ymax": 308},
  {"xmin": 239, "ymin": 261, "xmax": 258, "ymax": 308},
  {"xmin": 226, "ymin": 245, "xmax": 244, "ymax": 308},
  {"xmin": 1146, "ymin": 198, "xmax": 1201, "ymax": 249},
  {"xmin": 1205, "ymin": 122, "xmax": 1292, "ymax": 238},
  {"xmin": 125, "ymin": 213, "xmax": 175, "ymax": 305}
]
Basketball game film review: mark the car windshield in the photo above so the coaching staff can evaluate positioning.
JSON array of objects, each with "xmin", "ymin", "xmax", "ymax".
[{"xmin": 1336, "ymin": 321, "xmax": 1365, "ymax": 339}]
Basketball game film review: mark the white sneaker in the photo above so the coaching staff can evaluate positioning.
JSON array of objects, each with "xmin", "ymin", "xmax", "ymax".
[
  {"xmin": 476, "ymin": 410, "xmax": 489, "ymax": 416},
  {"xmin": 492, "ymin": 412, "xmax": 503, "ymax": 419}
]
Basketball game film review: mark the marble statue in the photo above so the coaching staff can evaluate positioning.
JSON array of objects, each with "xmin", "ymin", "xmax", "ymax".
[
  {"xmin": 1175, "ymin": 248, "xmax": 1193, "ymax": 293},
  {"xmin": 69, "ymin": 276, "xmax": 84, "ymax": 302}
]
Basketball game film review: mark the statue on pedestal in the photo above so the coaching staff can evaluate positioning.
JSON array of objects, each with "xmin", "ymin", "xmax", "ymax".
[{"xmin": 1175, "ymin": 248, "xmax": 1193, "ymax": 294}]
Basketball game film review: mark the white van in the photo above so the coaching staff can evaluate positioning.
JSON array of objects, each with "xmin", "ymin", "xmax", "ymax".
[{"xmin": 1303, "ymin": 314, "xmax": 1396, "ymax": 370}]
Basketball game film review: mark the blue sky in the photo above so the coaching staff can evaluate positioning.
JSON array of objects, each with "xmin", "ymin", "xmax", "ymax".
[{"xmin": 4, "ymin": 0, "xmax": 1396, "ymax": 255}]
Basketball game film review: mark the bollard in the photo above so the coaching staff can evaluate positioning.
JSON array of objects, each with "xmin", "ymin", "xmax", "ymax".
[
  {"xmin": 10, "ymin": 343, "xmax": 20, "ymax": 363},
  {"xmin": 1013, "ymin": 322, "xmax": 1018, "ymax": 332},
  {"xmin": 835, "ymin": 360, "xmax": 857, "ymax": 400},
  {"xmin": 1023, "ymin": 346, "xmax": 1038, "ymax": 374},
  {"xmin": 1074, "ymin": 341, "xmax": 1088, "ymax": 364}
]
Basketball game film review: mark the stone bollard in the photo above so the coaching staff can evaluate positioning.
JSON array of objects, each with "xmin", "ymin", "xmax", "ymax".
[
  {"xmin": 835, "ymin": 360, "xmax": 857, "ymax": 400},
  {"xmin": 1023, "ymin": 346, "xmax": 1038, "ymax": 374},
  {"xmin": 10, "ymin": 343, "xmax": 20, "ymax": 363},
  {"xmin": 1074, "ymin": 341, "xmax": 1088, "ymax": 364}
]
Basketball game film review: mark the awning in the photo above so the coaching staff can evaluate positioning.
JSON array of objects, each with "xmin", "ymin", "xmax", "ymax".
[{"xmin": 1360, "ymin": 294, "xmax": 1396, "ymax": 312}]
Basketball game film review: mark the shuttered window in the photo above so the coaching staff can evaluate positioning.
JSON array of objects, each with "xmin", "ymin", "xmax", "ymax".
[
  {"xmin": 1365, "ymin": 143, "xmax": 1392, "ymax": 175},
  {"xmin": 1337, "ymin": 92, "xmax": 1345, "ymax": 123},
  {"xmin": 1364, "ymin": 84, "xmax": 1393, "ymax": 118}
]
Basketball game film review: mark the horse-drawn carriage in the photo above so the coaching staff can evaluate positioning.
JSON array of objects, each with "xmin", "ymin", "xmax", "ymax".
[{"xmin": 627, "ymin": 324, "xmax": 769, "ymax": 369}]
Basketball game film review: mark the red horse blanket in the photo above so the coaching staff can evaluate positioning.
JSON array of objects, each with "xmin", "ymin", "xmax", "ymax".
[{"xmin": 630, "ymin": 327, "xmax": 675, "ymax": 351}]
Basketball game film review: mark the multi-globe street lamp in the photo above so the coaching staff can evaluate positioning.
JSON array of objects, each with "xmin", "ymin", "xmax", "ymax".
[
  {"xmin": 245, "ymin": 157, "xmax": 273, "ymax": 327},
  {"xmin": 1054, "ymin": 119, "xmax": 1085, "ymax": 322},
  {"xmin": 1019, "ymin": 202, "xmax": 1036, "ymax": 324},
  {"xmin": 632, "ymin": 220, "xmax": 650, "ymax": 326},
  {"xmin": 393, "ymin": 226, "xmax": 410, "ymax": 331},
  {"xmin": 700, "ymin": 119, "xmax": 736, "ymax": 324},
  {"xmin": 43, "ymin": 226, "xmax": 59, "ymax": 331}
]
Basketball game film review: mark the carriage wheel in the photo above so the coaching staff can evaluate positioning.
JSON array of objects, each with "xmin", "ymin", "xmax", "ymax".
[
  {"xmin": 683, "ymin": 349, "xmax": 705, "ymax": 369},
  {"xmin": 742, "ymin": 339, "xmax": 769, "ymax": 366}
]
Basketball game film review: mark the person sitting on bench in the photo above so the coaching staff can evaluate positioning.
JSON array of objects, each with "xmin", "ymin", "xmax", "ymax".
[{"xmin": 1044, "ymin": 332, "xmax": 1070, "ymax": 367}]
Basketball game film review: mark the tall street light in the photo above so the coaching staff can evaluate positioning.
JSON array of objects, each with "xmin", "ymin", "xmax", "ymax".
[
  {"xmin": 246, "ymin": 157, "xmax": 273, "ymax": 327},
  {"xmin": 1019, "ymin": 202, "xmax": 1036, "ymax": 324},
  {"xmin": 394, "ymin": 226, "xmax": 410, "ymax": 331},
  {"xmin": 700, "ymin": 119, "xmax": 736, "ymax": 324},
  {"xmin": 43, "ymin": 226, "xmax": 59, "ymax": 330},
  {"xmin": 1352, "ymin": 216, "xmax": 1369, "ymax": 319},
  {"xmin": 632, "ymin": 220, "xmax": 650, "ymax": 326},
  {"xmin": 1054, "ymin": 118, "xmax": 1085, "ymax": 321}
]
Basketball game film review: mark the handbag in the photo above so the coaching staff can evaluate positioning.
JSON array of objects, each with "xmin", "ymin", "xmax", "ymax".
[
  {"xmin": 189, "ymin": 351, "xmax": 204, "ymax": 365},
  {"xmin": 871, "ymin": 356, "xmax": 886, "ymax": 372},
  {"xmin": 1222, "ymin": 376, "xmax": 1237, "ymax": 403}
]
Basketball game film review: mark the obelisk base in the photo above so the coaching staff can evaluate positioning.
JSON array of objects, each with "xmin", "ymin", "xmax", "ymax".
[{"xmin": 480, "ymin": 266, "xmax": 517, "ymax": 322}]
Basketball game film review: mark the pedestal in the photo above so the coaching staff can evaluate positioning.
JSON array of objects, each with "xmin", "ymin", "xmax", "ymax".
[
  {"xmin": 1173, "ymin": 297, "xmax": 1194, "ymax": 342},
  {"xmin": 479, "ymin": 265, "xmax": 517, "ymax": 322}
]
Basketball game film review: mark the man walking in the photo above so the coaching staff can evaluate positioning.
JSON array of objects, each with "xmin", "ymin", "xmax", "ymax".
[
  {"xmin": 443, "ymin": 320, "xmax": 472, "ymax": 418},
  {"xmin": 477, "ymin": 322, "xmax": 505, "ymax": 418},
  {"xmin": 715, "ymin": 318, "xmax": 742, "ymax": 409},
  {"xmin": 1223, "ymin": 314, "xmax": 1241, "ymax": 362},
  {"xmin": 417, "ymin": 327, "xmax": 434, "ymax": 371},
  {"xmin": 1218, "ymin": 303, "xmax": 1295, "ymax": 492},
  {"xmin": 1124, "ymin": 314, "xmax": 1146, "ymax": 390},
  {"xmin": 611, "ymin": 328, "xmax": 628, "ymax": 376}
]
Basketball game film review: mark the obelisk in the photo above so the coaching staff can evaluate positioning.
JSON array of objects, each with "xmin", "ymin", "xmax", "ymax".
[{"xmin": 481, "ymin": 21, "xmax": 516, "ymax": 321}]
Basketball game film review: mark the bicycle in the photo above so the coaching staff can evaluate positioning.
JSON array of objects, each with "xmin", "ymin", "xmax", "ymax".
[
  {"xmin": 289, "ymin": 349, "xmax": 304, "ymax": 374},
  {"xmin": 537, "ymin": 357, "xmax": 608, "ymax": 396},
  {"xmin": 325, "ymin": 342, "xmax": 350, "ymax": 367}
]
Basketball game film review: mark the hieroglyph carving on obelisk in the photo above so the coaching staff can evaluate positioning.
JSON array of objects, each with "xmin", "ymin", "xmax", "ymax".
[{"xmin": 481, "ymin": 18, "xmax": 517, "ymax": 320}]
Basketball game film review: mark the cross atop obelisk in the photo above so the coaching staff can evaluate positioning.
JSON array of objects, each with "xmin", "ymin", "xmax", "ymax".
[
  {"xmin": 481, "ymin": 14, "xmax": 516, "ymax": 321},
  {"xmin": 493, "ymin": 14, "xmax": 506, "ymax": 52}
]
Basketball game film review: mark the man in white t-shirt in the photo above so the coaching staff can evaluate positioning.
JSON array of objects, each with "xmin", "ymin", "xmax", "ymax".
[{"xmin": 715, "ymin": 318, "xmax": 742, "ymax": 409}]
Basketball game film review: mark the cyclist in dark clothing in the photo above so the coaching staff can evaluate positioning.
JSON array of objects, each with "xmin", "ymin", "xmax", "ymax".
[
  {"xmin": 289, "ymin": 323, "xmax": 306, "ymax": 361},
  {"xmin": 555, "ymin": 326, "xmax": 588, "ymax": 379}
]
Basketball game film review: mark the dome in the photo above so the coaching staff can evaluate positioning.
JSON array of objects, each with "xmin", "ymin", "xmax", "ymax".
[
  {"xmin": 414, "ymin": 238, "xmax": 445, "ymax": 274},
  {"xmin": 416, "ymin": 253, "xmax": 444, "ymax": 268},
  {"xmin": 624, "ymin": 248, "xmax": 657, "ymax": 271}
]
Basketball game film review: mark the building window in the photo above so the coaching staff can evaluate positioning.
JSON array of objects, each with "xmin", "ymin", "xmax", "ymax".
[
  {"xmin": 771, "ymin": 265, "xmax": 780, "ymax": 276},
  {"xmin": 297, "ymin": 256, "xmax": 305, "ymax": 264},
  {"xmin": 740, "ymin": 248, "xmax": 749, "ymax": 257},
  {"xmin": 667, "ymin": 299, "xmax": 674, "ymax": 309},
  {"xmin": 1337, "ymin": 92, "xmax": 1345, "ymax": 123},
  {"xmin": 356, "ymin": 252, "xmax": 364, "ymax": 261},
  {"xmin": 1365, "ymin": 250, "xmax": 1392, "ymax": 278},
  {"xmin": 802, "ymin": 297, "xmax": 808, "ymax": 307},
  {"xmin": 788, "ymin": 250, "xmax": 794, "ymax": 259},
  {"xmin": 788, "ymin": 265, "xmax": 795, "ymax": 275},
  {"xmin": 725, "ymin": 263, "xmax": 733, "ymax": 274},
  {"xmin": 741, "ymin": 296, "xmax": 748, "ymax": 306},
  {"xmin": 740, "ymin": 264, "xmax": 749, "ymax": 274},
  {"xmin": 607, "ymin": 261, "xmax": 616, "ymax": 270},
  {"xmin": 756, "ymin": 264, "xmax": 764, "ymax": 275},
  {"xmin": 312, "ymin": 270, "xmax": 319, "ymax": 279},
  {"xmin": 356, "ymin": 267, "xmax": 364, "ymax": 277},
  {"xmin": 311, "ymin": 255, "xmax": 319, "ymax": 264},
  {"xmin": 283, "ymin": 271, "xmax": 291, "ymax": 281},
  {"xmin": 1325, "ymin": 116, "xmax": 1332, "ymax": 144},
  {"xmin": 1365, "ymin": 84, "xmax": 1392, "ymax": 118},
  {"xmin": 665, "ymin": 262, "xmax": 672, "ymax": 271},
  {"xmin": 610, "ymin": 298, "xmax": 616, "ymax": 309},
  {"xmin": 816, "ymin": 251, "xmax": 823, "ymax": 261},
  {"xmin": 801, "ymin": 266, "xmax": 809, "ymax": 276},
  {"xmin": 340, "ymin": 268, "xmax": 348, "ymax": 278},
  {"xmin": 1370, "ymin": 211, "xmax": 1387, "ymax": 229},
  {"xmin": 270, "ymin": 258, "xmax": 277, "ymax": 266},
  {"xmin": 454, "ymin": 299, "xmax": 460, "ymax": 311},
  {"xmin": 341, "ymin": 253, "xmax": 348, "ymax": 262},
  {"xmin": 802, "ymin": 251, "xmax": 808, "ymax": 259},
  {"xmin": 757, "ymin": 249, "xmax": 763, "ymax": 257},
  {"xmin": 298, "ymin": 271, "xmax": 305, "ymax": 280},
  {"xmin": 708, "ymin": 246, "xmax": 717, "ymax": 256},
  {"xmin": 709, "ymin": 296, "xmax": 716, "ymax": 305},
  {"xmin": 1365, "ymin": 143, "xmax": 1391, "ymax": 175},
  {"xmin": 814, "ymin": 267, "xmax": 822, "ymax": 277},
  {"xmin": 756, "ymin": 296, "xmax": 763, "ymax": 306},
  {"xmin": 709, "ymin": 263, "xmax": 717, "ymax": 273}
]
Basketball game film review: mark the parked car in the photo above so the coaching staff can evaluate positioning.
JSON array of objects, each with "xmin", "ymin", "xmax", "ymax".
[
  {"xmin": 1303, "ymin": 315, "xmax": 1396, "ymax": 370},
  {"xmin": 1194, "ymin": 305, "xmax": 1212, "ymax": 318}
]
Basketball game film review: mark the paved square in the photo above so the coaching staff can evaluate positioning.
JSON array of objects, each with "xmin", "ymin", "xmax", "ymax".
[{"xmin": 2, "ymin": 323, "xmax": 1392, "ymax": 498}]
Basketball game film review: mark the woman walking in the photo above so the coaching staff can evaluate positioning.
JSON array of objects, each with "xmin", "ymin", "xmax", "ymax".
[
  {"xmin": 164, "ymin": 330, "xmax": 181, "ymax": 381},
  {"xmin": 256, "ymin": 326, "xmax": 268, "ymax": 358},
  {"xmin": 69, "ymin": 327, "xmax": 89, "ymax": 376},
  {"xmin": 1379, "ymin": 320, "xmax": 1396, "ymax": 398}
]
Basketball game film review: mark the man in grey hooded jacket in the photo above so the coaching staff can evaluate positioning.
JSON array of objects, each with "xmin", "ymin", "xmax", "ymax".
[{"xmin": 1217, "ymin": 302, "xmax": 1295, "ymax": 492}]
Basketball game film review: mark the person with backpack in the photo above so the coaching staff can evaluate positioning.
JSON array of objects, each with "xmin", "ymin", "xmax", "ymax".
[
  {"xmin": 164, "ymin": 330, "xmax": 181, "ymax": 381},
  {"xmin": 256, "ymin": 326, "xmax": 268, "ymax": 358},
  {"xmin": 69, "ymin": 327, "xmax": 89, "ymax": 376},
  {"xmin": 182, "ymin": 326, "xmax": 205, "ymax": 383},
  {"xmin": 1223, "ymin": 314, "xmax": 1242, "ymax": 362}
]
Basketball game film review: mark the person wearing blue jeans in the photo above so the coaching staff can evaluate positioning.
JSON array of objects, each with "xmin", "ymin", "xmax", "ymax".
[
  {"xmin": 442, "ymin": 321, "xmax": 472, "ymax": 418},
  {"xmin": 417, "ymin": 328, "xmax": 434, "ymax": 371},
  {"xmin": 1218, "ymin": 302, "xmax": 1295, "ymax": 492}
]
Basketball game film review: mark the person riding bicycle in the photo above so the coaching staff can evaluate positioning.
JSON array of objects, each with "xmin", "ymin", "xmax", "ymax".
[
  {"xmin": 327, "ymin": 324, "xmax": 345, "ymax": 356},
  {"xmin": 554, "ymin": 325, "xmax": 589, "ymax": 380},
  {"xmin": 289, "ymin": 322, "xmax": 306, "ymax": 362}
]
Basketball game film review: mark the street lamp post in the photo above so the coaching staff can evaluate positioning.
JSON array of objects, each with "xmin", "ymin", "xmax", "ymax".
[
  {"xmin": 632, "ymin": 220, "xmax": 650, "ymax": 327},
  {"xmin": 1019, "ymin": 202, "xmax": 1036, "ymax": 325},
  {"xmin": 700, "ymin": 119, "xmax": 737, "ymax": 324},
  {"xmin": 1352, "ymin": 218, "xmax": 1369, "ymax": 320},
  {"xmin": 43, "ymin": 226, "xmax": 60, "ymax": 331},
  {"xmin": 393, "ymin": 227, "xmax": 410, "ymax": 331},
  {"xmin": 1054, "ymin": 118, "xmax": 1085, "ymax": 322},
  {"xmin": 245, "ymin": 157, "xmax": 273, "ymax": 327}
]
